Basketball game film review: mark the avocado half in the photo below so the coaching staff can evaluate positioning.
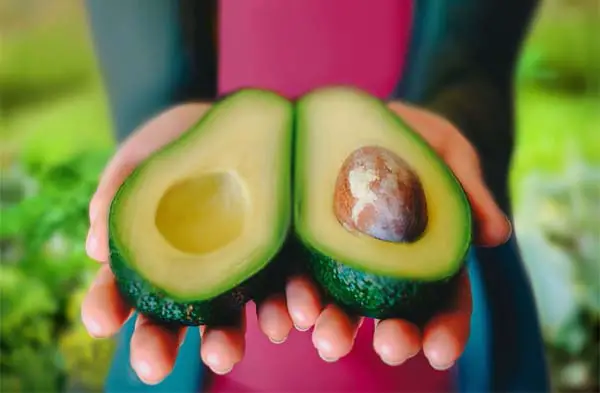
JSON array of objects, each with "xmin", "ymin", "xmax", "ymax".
[
  {"xmin": 108, "ymin": 89, "xmax": 293, "ymax": 326},
  {"xmin": 293, "ymin": 86, "xmax": 472, "ymax": 324}
]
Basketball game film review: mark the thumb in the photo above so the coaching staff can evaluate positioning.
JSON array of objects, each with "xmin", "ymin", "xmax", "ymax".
[
  {"xmin": 387, "ymin": 102, "xmax": 511, "ymax": 247},
  {"xmin": 86, "ymin": 162, "xmax": 136, "ymax": 262},
  {"xmin": 445, "ymin": 143, "xmax": 512, "ymax": 247},
  {"xmin": 86, "ymin": 103, "xmax": 212, "ymax": 262}
]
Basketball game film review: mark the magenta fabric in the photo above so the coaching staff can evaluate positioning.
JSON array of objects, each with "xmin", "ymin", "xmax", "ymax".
[
  {"xmin": 218, "ymin": 0, "xmax": 412, "ymax": 99},
  {"xmin": 208, "ymin": 304, "xmax": 452, "ymax": 392},
  {"xmin": 212, "ymin": 1, "xmax": 453, "ymax": 391}
]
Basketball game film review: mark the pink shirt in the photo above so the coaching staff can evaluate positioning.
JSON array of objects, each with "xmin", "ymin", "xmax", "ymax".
[{"xmin": 212, "ymin": 1, "xmax": 453, "ymax": 391}]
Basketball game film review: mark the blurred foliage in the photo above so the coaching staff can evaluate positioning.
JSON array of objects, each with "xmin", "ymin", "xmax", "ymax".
[
  {"xmin": 58, "ymin": 287, "xmax": 116, "ymax": 391},
  {"xmin": 0, "ymin": 0, "xmax": 113, "ymax": 168},
  {"xmin": 511, "ymin": 0, "xmax": 600, "ymax": 201},
  {"xmin": 515, "ymin": 157, "xmax": 600, "ymax": 392},
  {"xmin": 0, "ymin": 23, "xmax": 94, "ymax": 114},
  {"xmin": 516, "ymin": 0, "xmax": 600, "ymax": 96},
  {"xmin": 512, "ymin": 2, "xmax": 600, "ymax": 392},
  {"xmin": 0, "ymin": 1, "xmax": 98, "ymax": 119},
  {"xmin": 1, "ymin": 1, "xmax": 117, "ymax": 391},
  {"xmin": 1, "ymin": 151, "xmax": 116, "ymax": 392},
  {"xmin": 0, "ymin": 266, "xmax": 61, "ymax": 392}
]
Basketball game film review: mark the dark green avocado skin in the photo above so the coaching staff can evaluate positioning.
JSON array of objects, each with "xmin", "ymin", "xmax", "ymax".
[
  {"xmin": 109, "ymin": 237, "xmax": 289, "ymax": 327},
  {"xmin": 303, "ymin": 244, "xmax": 464, "ymax": 326}
]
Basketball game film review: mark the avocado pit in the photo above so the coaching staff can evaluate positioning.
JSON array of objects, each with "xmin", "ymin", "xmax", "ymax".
[{"xmin": 333, "ymin": 146, "xmax": 428, "ymax": 243}]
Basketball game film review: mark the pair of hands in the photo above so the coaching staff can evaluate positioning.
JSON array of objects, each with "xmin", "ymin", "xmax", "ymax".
[{"xmin": 82, "ymin": 102, "xmax": 511, "ymax": 385}]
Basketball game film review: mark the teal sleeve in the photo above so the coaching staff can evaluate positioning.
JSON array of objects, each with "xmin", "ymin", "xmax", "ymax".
[
  {"xmin": 84, "ymin": 1, "xmax": 209, "ymax": 391},
  {"xmin": 394, "ymin": 0, "xmax": 539, "ymax": 212},
  {"xmin": 104, "ymin": 314, "xmax": 204, "ymax": 393},
  {"xmin": 461, "ymin": 238, "xmax": 550, "ymax": 393},
  {"xmin": 393, "ymin": 1, "xmax": 550, "ymax": 392},
  {"xmin": 85, "ymin": 0, "xmax": 216, "ymax": 142}
]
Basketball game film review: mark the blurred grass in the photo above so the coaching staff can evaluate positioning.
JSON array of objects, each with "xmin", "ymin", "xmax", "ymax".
[
  {"xmin": 4, "ymin": 88, "xmax": 113, "ymax": 166},
  {"xmin": 0, "ymin": 3, "xmax": 117, "ymax": 391},
  {"xmin": 1, "ymin": 2, "xmax": 114, "ymax": 169},
  {"xmin": 511, "ymin": 87, "xmax": 600, "ymax": 199},
  {"xmin": 510, "ymin": 0, "xmax": 600, "ymax": 202},
  {"xmin": 1, "ymin": 24, "xmax": 93, "ymax": 110}
]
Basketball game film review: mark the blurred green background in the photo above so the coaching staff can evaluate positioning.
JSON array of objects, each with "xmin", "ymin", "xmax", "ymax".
[{"xmin": 0, "ymin": 0, "xmax": 598, "ymax": 392}]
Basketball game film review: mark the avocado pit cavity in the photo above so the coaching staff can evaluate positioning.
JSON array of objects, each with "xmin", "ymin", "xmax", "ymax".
[{"xmin": 333, "ymin": 146, "xmax": 428, "ymax": 243}]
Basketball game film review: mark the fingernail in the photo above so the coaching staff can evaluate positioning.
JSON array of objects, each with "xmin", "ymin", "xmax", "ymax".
[
  {"xmin": 135, "ymin": 360, "xmax": 157, "ymax": 385},
  {"xmin": 86, "ymin": 230, "xmax": 98, "ymax": 256},
  {"xmin": 503, "ymin": 216, "xmax": 513, "ymax": 242},
  {"xmin": 205, "ymin": 352, "xmax": 232, "ymax": 375},
  {"xmin": 382, "ymin": 358, "xmax": 406, "ymax": 367},
  {"xmin": 211, "ymin": 365, "xmax": 233, "ymax": 375},
  {"xmin": 313, "ymin": 336, "xmax": 335, "ymax": 357},
  {"xmin": 290, "ymin": 309, "xmax": 312, "ymax": 331},
  {"xmin": 380, "ymin": 348, "xmax": 419, "ymax": 367},
  {"xmin": 294, "ymin": 323, "xmax": 310, "ymax": 332},
  {"xmin": 431, "ymin": 361, "xmax": 455, "ymax": 371},
  {"xmin": 269, "ymin": 335, "xmax": 288, "ymax": 344},
  {"xmin": 318, "ymin": 351, "xmax": 339, "ymax": 363},
  {"xmin": 424, "ymin": 330, "xmax": 456, "ymax": 370},
  {"xmin": 83, "ymin": 318, "xmax": 103, "ymax": 338}
]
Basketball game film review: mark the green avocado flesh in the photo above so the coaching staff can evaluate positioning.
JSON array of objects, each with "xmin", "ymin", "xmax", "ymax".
[
  {"xmin": 108, "ymin": 89, "xmax": 293, "ymax": 326},
  {"xmin": 294, "ymin": 86, "xmax": 472, "ymax": 323}
]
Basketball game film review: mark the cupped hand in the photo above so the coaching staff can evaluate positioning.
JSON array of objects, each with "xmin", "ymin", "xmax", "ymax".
[
  {"xmin": 272, "ymin": 102, "xmax": 512, "ymax": 370},
  {"xmin": 81, "ymin": 103, "xmax": 247, "ymax": 384},
  {"xmin": 81, "ymin": 101, "xmax": 511, "ymax": 385}
]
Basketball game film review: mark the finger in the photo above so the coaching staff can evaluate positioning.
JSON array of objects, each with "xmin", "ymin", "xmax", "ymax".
[
  {"xmin": 81, "ymin": 265, "xmax": 132, "ymax": 338},
  {"xmin": 373, "ymin": 319, "xmax": 421, "ymax": 366},
  {"xmin": 285, "ymin": 276, "xmax": 322, "ymax": 331},
  {"xmin": 387, "ymin": 102, "xmax": 451, "ymax": 153},
  {"xmin": 200, "ymin": 312, "xmax": 246, "ymax": 375},
  {"xmin": 312, "ymin": 304, "xmax": 362, "ymax": 361},
  {"xmin": 86, "ymin": 103, "xmax": 212, "ymax": 262},
  {"xmin": 387, "ymin": 102, "xmax": 511, "ymax": 247},
  {"xmin": 257, "ymin": 295, "xmax": 293, "ymax": 343},
  {"xmin": 443, "ymin": 141, "xmax": 512, "ymax": 247},
  {"xmin": 130, "ymin": 314, "xmax": 185, "ymax": 385},
  {"xmin": 423, "ymin": 271, "xmax": 472, "ymax": 370}
]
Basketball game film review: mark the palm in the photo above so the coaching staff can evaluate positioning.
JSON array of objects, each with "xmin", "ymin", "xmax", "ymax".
[{"xmin": 82, "ymin": 102, "xmax": 511, "ymax": 384}]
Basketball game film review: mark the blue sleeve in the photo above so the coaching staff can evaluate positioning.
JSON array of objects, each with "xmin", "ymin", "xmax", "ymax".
[{"xmin": 393, "ymin": 1, "xmax": 550, "ymax": 391}]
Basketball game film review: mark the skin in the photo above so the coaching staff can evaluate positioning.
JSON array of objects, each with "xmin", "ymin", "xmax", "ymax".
[{"xmin": 82, "ymin": 101, "xmax": 511, "ymax": 385}]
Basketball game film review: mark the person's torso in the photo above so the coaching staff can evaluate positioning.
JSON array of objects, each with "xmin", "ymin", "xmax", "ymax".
[
  {"xmin": 207, "ymin": 1, "xmax": 453, "ymax": 391},
  {"xmin": 218, "ymin": 0, "xmax": 412, "ymax": 99}
]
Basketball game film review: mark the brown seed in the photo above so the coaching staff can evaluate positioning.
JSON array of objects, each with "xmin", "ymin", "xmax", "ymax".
[{"xmin": 333, "ymin": 146, "xmax": 428, "ymax": 243}]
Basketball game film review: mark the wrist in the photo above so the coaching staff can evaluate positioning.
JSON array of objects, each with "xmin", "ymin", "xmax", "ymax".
[{"xmin": 419, "ymin": 79, "xmax": 514, "ymax": 214}]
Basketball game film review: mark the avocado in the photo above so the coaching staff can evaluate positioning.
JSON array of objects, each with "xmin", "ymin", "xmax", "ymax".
[
  {"xmin": 294, "ymin": 86, "xmax": 472, "ymax": 324},
  {"xmin": 108, "ymin": 89, "xmax": 293, "ymax": 326}
]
